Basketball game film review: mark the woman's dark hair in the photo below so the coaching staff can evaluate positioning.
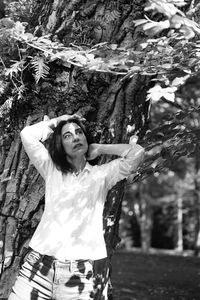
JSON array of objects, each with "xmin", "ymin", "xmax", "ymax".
[{"xmin": 48, "ymin": 118, "xmax": 93, "ymax": 174}]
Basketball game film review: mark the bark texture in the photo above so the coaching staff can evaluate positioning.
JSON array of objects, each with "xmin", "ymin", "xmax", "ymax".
[{"xmin": 0, "ymin": 1, "xmax": 149, "ymax": 299}]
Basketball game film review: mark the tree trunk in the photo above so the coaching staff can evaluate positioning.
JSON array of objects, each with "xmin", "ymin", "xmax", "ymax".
[
  {"xmin": 193, "ymin": 146, "xmax": 200, "ymax": 256},
  {"xmin": 138, "ymin": 183, "xmax": 152, "ymax": 253},
  {"xmin": 173, "ymin": 179, "xmax": 184, "ymax": 252},
  {"xmin": 175, "ymin": 195, "xmax": 183, "ymax": 252},
  {"xmin": 0, "ymin": 1, "xmax": 149, "ymax": 299},
  {"xmin": 194, "ymin": 184, "xmax": 200, "ymax": 256}
]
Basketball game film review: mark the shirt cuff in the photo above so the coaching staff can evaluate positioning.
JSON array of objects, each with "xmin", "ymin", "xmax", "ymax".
[
  {"xmin": 40, "ymin": 121, "xmax": 54, "ymax": 142},
  {"xmin": 121, "ymin": 146, "xmax": 133, "ymax": 158}
]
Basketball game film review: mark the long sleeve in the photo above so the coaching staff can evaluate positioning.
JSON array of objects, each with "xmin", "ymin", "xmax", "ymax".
[
  {"xmin": 20, "ymin": 121, "xmax": 53, "ymax": 179},
  {"xmin": 100, "ymin": 144, "xmax": 144, "ymax": 191}
]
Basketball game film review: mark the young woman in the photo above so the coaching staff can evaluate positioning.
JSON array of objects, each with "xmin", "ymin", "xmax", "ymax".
[{"xmin": 8, "ymin": 114, "xmax": 145, "ymax": 300}]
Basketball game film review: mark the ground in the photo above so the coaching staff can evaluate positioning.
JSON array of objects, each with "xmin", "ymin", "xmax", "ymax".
[{"xmin": 111, "ymin": 250, "xmax": 200, "ymax": 300}]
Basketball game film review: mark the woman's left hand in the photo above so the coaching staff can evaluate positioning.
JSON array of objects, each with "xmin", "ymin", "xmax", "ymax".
[{"xmin": 87, "ymin": 144, "xmax": 100, "ymax": 160}]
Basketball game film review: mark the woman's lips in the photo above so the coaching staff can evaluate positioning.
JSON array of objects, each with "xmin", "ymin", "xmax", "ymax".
[{"xmin": 73, "ymin": 143, "xmax": 82, "ymax": 150}]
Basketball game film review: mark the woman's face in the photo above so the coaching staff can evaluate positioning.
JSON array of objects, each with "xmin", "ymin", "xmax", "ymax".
[{"xmin": 61, "ymin": 122, "xmax": 88, "ymax": 159}]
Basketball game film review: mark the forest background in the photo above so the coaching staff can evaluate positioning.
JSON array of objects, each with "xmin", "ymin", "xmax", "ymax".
[{"xmin": 0, "ymin": 0, "xmax": 200, "ymax": 299}]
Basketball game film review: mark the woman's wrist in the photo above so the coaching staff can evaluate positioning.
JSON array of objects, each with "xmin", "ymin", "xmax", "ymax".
[
  {"xmin": 46, "ymin": 114, "xmax": 84, "ymax": 129},
  {"xmin": 46, "ymin": 118, "xmax": 58, "ymax": 129},
  {"xmin": 46, "ymin": 115, "xmax": 70, "ymax": 129},
  {"xmin": 97, "ymin": 144, "xmax": 106, "ymax": 156}
]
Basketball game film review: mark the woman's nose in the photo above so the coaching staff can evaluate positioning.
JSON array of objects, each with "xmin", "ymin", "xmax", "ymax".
[{"xmin": 73, "ymin": 134, "xmax": 80, "ymax": 142}]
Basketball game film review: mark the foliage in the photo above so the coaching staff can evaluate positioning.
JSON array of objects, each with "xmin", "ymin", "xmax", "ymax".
[
  {"xmin": 133, "ymin": 104, "xmax": 200, "ymax": 183},
  {"xmin": 0, "ymin": 0, "xmax": 198, "ymax": 108},
  {"xmin": 0, "ymin": 96, "xmax": 13, "ymax": 117},
  {"xmin": 134, "ymin": 0, "xmax": 200, "ymax": 38},
  {"xmin": 133, "ymin": 0, "xmax": 200, "ymax": 101},
  {"xmin": 5, "ymin": 0, "xmax": 35, "ymax": 23},
  {"xmin": 8, "ymin": 15, "xmax": 200, "ymax": 79},
  {"xmin": 0, "ymin": 1, "xmax": 199, "ymax": 93}
]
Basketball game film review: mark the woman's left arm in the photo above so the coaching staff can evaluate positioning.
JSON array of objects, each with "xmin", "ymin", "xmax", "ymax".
[
  {"xmin": 88, "ymin": 143, "xmax": 144, "ymax": 166},
  {"xmin": 88, "ymin": 142, "xmax": 144, "ymax": 190},
  {"xmin": 94, "ymin": 143, "xmax": 143, "ymax": 157}
]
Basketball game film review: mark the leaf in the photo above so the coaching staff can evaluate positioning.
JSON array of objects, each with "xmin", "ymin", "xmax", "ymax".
[
  {"xmin": 130, "ymin": 66, "xmax": 141, "ymax": 72},
  {"xmin": 164, "ymin": 92, "xmax": 175, "ymax": 102},
  {"xmin": 30, "ymin": 56, "xmax": 50, "ymax": 83},
  {"xmin": 72, "ymin": 54, "xmax": 88, "ymax": 65},
  {"xmin": 171, "ymin": 0, "xmax": 187, "ymax": 7},
  {"xmin": 146, "ymin": 84, "xmax": 177, "ymax": 102},
  {"xmin": 110, "ymin": 44, "xmax": 118, "ymax": 50},
  {"xmin": 85, "ymin": 53, "xmax": 95, "ymax": 60},
  {"xmin": 180, "ymin": 25, "xmax": 195, "ymax": 40},
  {"xmin": 171, "ymin": 75, "xmax": 190, "ymax": 87},
  {"xmin": 105, "ymin": 10, "xmax": 121, "ymax": 22},
  {"xmin": 175, "ymin": 111, "xmax": 188, "ymax": 120},
  {"xmin": 160, "ymin": 63, "xmax": 172, "ymax": 69},
  {"xmin": 11, "ymin": 21, "xmax": 25, "ymax": 37},
  {"xmin": 5, "ymin": 60, "xmax": 25, "ymax": 78},
  {"xmin": 133, "ymin": 19, "xmax": 149, "ymax": 27},
  {"xmin": 139, "ymin": 19, "xmax": 170, "ymax": 36},
  {"xmin": 145, "ymin": 1, "xmax": 183, "ymax": 18},
  {"xmin": 50, "ymin": 50, "xmax": 76, "ymax": 61}
]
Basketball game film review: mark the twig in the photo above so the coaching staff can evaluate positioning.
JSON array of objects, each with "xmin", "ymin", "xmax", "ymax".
[{"xmin": 0, "ymin": 56, "xmax": 6, "ymax": 68}]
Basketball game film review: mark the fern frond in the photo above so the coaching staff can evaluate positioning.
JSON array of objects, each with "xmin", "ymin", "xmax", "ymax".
[
  {"xmin": 0, "ymin": 97, "xmax": 13, "ymax": 117},
  {"xmin": 105, "ymin": 10, "xmax": 121, "ymax": 22},
  {"xmin": 0, "ymin": 80, "xmax": 6, "ymax": 95},
  {"xmin": 5, "ymin": 59, "xmax": 25, "ymax": 78},
  {"xmin": 30, "ymin": 56, "xmax": 50, "ymax": 83}
]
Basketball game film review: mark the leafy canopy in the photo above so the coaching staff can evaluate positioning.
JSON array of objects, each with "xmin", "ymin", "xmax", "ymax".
[{"xmin": 1, "ymin": 0, "xmax": 200, "ymax": 87}]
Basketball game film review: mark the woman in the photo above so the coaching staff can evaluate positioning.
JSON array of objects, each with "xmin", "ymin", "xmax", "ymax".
[{"xmin": 8, "ymin": 114, "xmax": 145, "ymax": 300}]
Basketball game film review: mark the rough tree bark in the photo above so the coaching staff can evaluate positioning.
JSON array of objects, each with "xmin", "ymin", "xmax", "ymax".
[
  {"xmin": 0, "ymin": 1, "xmax": 150, "ymax": 299},
  {"xmin": 194, "ymin": 145, "xmax": 200, "ymax": 256}
]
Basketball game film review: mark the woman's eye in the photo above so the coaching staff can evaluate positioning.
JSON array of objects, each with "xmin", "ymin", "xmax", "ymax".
[
  {"xmin": 64, "ymin": 134, "xmax": 71, "ymax": 140},
  {"xmin": 77, "ymin": 130, "xmax": 83, "ymax": 135}
]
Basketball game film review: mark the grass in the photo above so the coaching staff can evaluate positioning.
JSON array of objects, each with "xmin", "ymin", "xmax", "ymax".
[{"xmin": 111, "ymin": 250, "xmax": 200, "ymax": 300}]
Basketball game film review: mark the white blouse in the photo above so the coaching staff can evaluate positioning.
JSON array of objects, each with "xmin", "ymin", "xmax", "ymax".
[{"xmin": 20, "ymin": 121, "xmax": 144, "ymax": 261}]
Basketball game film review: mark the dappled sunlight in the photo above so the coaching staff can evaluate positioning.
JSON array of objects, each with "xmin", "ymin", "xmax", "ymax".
[
  {"xmin": 29, "ymin": 165, "xmax": 110, "ymax": 260},
  {"xmin": 10, "ymin": 250, "xmax": 95, "ymax": 299}
]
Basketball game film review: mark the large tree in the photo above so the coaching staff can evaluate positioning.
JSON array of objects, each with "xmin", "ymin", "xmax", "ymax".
[{"xmin": 0, "ymin": 1, "xmax": 149, "ymax": 299}]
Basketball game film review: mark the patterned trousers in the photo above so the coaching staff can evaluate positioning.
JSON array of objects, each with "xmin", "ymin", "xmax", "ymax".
[{"xmin": 8, "ymin": 248, "xmax": 94, "ymax": 300}]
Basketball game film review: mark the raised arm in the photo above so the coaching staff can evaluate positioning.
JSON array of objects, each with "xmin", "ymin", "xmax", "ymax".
[
  {"xmin": 88, "ymin": 140, "xmax": 145, "ymax": 190},
  {"xmin": 20, "ymin": 114, "xmax": 84, "ymax": 178},
  {"xmin": 20, "ymin": 120, "xmax": 54, "ymax": 179},
  {"xmin": 88, "ymin": 142, "xmax": 144, "ymax": 165}
]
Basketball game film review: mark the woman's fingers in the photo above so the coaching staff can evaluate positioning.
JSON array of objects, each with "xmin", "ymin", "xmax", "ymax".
[
  {"xmin": 129, "ymin": 135, "xmax": 138, "ymax": 144},
  {"xmin": 55, "ymin": 114, "xmax": 86, "ymax": 126},
  {"xmin": 72, "ymin": 114, "xmax": 86, "ymax": 121},
  {"xmin": 65, "ymin": 114, "xmax": 86, "ymax": 122},
  {"xmin": 59, "ymin": 114, "xmax": 85, "ymax": 122}
]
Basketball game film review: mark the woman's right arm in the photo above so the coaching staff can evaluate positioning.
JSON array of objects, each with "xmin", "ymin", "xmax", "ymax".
[
  {"xmin": 20, "ymin": 114, "xmax": 82, "ymax": 178},
  {"xmin": 20, "ymin": 120, "xmax": 55, "ymax": 179}
]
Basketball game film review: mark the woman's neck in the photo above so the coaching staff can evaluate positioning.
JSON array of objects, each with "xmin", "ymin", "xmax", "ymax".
[{"xmin": 67, "ymin": 156, "xmax": 86, "ymax": 174}]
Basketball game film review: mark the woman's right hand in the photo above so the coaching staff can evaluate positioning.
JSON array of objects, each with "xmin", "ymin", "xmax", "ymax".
[
  {"xmin": 57, "ymin": 114, "xmax": 85, "ymax": 124},
  {"xmin": 47, "ymin": 114, "xmax": 85, "ymax": 129}
]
